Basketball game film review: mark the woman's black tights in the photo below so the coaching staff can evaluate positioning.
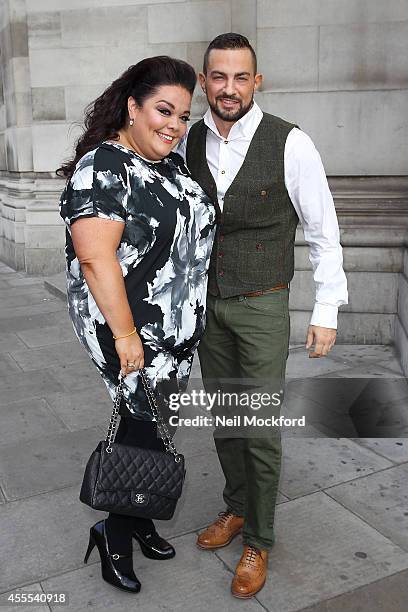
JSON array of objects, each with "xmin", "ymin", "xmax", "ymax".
[{"xmin": 104, "ymin": 417, "xmax": 165, "ymax": 572}]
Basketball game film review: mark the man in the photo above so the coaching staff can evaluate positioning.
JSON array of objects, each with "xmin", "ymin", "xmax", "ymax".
[{"xmin": 179, "ymin": 33, "xmax": 348, "ymax": 598}]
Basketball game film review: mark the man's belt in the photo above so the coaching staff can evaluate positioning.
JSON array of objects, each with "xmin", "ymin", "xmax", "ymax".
[{"xmin": 242, "ymin": 283, "xmax": 289, "ymax": 298}]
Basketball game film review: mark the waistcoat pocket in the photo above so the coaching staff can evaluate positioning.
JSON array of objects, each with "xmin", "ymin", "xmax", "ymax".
[
  {"xmin": 236, "ymin": 238, "xmax": 281, "ymax": 286},
  {"xmin": 244, "ymin": 180, "xmax": 286, "ymax": 226}
]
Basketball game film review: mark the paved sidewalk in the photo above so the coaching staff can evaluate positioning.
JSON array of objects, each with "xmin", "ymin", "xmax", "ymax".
[{"xmin": 0, "ymin": 262, "xmax": 408, "ymax": 612}]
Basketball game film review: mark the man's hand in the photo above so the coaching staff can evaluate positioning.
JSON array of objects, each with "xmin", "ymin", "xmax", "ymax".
[{"xmin": 305, "ymin": 325, "xmax": 336, "ymax": 358}]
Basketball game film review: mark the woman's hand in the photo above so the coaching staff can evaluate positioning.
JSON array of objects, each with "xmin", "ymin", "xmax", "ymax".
[{"xmin": 115, "ymin": 332, "xmax": 145, "ymax": 376}]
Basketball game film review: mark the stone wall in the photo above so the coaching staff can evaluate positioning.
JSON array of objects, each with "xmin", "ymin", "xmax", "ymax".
[
  {"xmin": 256, "ymin": 0, "xmax": 408, "ymax": 175},
  {"xmin": 1, "ymin": 0, "xmax": 407, "ymax": 175},
  {"xmin": 290, "ymin": 177, "xmax": 407, "ymax": 347},
  {"xmin": 0, "ymin": 0, "xmax": 407, "ymax": 355},
  {"xmin": 395, "ymin": 245, "xmax": 408, "ymax": 375}
]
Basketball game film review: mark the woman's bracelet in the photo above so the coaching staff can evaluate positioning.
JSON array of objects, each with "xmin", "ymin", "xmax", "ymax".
[{"xmin": 113, "ymin": 326, "xmax": 137, "ymax": 341}]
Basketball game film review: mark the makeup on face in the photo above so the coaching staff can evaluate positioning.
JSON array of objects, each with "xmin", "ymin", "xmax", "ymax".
[{"xmin": 122, "ymin": 85, "xmax": 192, "ymax": 161}]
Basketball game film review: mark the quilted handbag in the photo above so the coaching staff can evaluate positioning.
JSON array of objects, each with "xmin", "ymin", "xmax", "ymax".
[{"xmin": 79, "ymin": 369, "xmax": 185, "ymax": 519}]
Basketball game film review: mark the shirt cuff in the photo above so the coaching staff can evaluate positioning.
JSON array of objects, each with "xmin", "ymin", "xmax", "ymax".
[{"xmin": 310, "ymin": 303, "xmax": 338, "ymax": 329}]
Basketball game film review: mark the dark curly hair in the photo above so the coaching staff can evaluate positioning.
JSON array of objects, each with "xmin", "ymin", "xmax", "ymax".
[{"xmin": 57, "ymin": 56, "xmax": 197, "ymax": 179}]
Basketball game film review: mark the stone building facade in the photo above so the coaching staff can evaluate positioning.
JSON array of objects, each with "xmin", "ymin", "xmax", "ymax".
[{"xmin": 0, "ymin": 0, "xmax": 407, "ymax": 368}]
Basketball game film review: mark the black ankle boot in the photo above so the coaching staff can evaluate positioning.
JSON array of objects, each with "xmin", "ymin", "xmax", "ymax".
[
  {"xmin": 84, "ymin": 520, "xmax": 141, "ymax": 593},
  {"xmin": 132, "ymin": 521, "xmax": 175, "ymax": 560}
]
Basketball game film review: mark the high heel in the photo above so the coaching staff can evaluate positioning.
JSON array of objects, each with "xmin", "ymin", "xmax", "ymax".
[
  {"xmin": 84, "ymin": 535, "xmax": 96, "ymax": 564},
  {"xmin": 133, "ymin": 528, "xmax": 176, "ymax": 560},
  {"xmin": 84, "ymin": 520, "xmax": 141, "ymax": 593}
]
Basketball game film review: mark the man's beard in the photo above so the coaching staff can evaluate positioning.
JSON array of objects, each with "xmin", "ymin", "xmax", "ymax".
[{"xmin": 209, "ymin": 95, "xmax": 253, "ymax": 122}]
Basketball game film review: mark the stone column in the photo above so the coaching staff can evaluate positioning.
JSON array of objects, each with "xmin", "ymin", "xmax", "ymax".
[
  {"xmin": 0, "ymin": 0, "xmax": 68, "ymax": 273},
  {"xmin": 395, "ymin": 245, "xmax": 408, "ymax": 375},
  {"xmin": 0, "ymin": 0, "xmax": 407, "ymax": 370}
]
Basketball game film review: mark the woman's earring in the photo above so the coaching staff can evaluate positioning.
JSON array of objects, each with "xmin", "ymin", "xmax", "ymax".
[{"xmin": 129, "ymin": 118, "xmax": 134, "ymax": 126}]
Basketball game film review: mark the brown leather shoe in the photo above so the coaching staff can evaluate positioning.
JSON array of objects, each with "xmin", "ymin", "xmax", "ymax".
[
  {"xmin": 231, "ymin": 545, "xmax": 268, "ymax": 598},
  {"xmin": 196, "ymin": 511, "xmax": 244, "ymax": 550}
]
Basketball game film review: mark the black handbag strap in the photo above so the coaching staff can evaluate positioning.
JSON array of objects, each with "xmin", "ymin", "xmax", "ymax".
[{"xmin": 105, "ymin": 369, "xmax": 181, "ymax": 462}]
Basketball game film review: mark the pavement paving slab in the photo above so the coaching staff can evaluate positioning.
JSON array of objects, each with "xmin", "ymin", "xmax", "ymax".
[
  {"xmin": 0, "ymin": 331, "xmax": 28, "ymax": 352},
  {"xmin": 10, "ymin": 341, "xmax": 89, "ymax": 372},
  {"xmin": 0, "ymin": 353, "xmax": 22, "ymax": 376},
  {"xmin": 298, "ymin": 568, "xmax": 408, "ymax": 612},
  {"xmin": 0, "ymin": 583, "xmax": 49, "ymax": 612},
  {"xmin": 16, "ymin": 324, "xmax": 77, "ymax": 348},
  {"xmin": 48, "ymin": 361, "xmax": 105, "ymax": 392},
  {"xmin": 0, "ymin": 368, "xmax": 65, "ymax": 406},
  {"xmin": 42, "ymin": 533, "xmax": 264, "ymax": 612},
  {"xmin": 44, "ymin": 386, "xmax": 113, "ymax": 431},
  {"xmin": 327, "ymin": 344, "xmax": 398, "ymax": 366},
  {"xmin": 0, "ymin": 288, "xmax": 61, "ymax": 308},
  {"xmin": 43, "ymin": 273, "xmax": 66, "ymax": 299},
  {"xmin": 217, "ymin": 491, "xmax": 408, "ymax": 612},
  {"xmin": 157, "ymin": 450, "xmax": 227, "ymax": 540},
  {"xmin": 377, "ymin": 358, "xmax": 404, "ymax": 374},
  {"xmin": 0, "ymin": 300, "xmax": 66, "ymax": 320},
  {"xmin": 284, "ymin": 376, "xmax": 408, "ymax": 437},
  {"xmin": 326, "ymin": 463, "xmax": 408, "ymax": 552},
  {"xmin": 282, "ymin": 387, "xmax": 357, "ymax": 437},
  {"xmin": 0, "ymin": 267, "xmax": 407, "ymax": 610},
  {"xmin": 0, "ymin": 264, "xmax": 18, "ymax": 274},
  {"xmin": 286, "ymin": 351, "xmax": 351, "ymax": 378},
  {"xmin": 173, "ymin": 424, "xmax": 216, "ymax": 458},
  {"xmin": 280, "ymin": 437, "xmax": 392, "ymax": 498},
  {"xmin": 354, "ymin": 438, "xmax": 408, "ymax": 463},
  {"xmin": 5, "ymin": 276, "xmax": 45, "ymax": 287},
  {"xmin": 0, "ymin": 309, "xmax": 71, "ymax": 333},
  {"xmin": 325, "ymin": 364, "xmax": 406, "ymax": 379},
  {"xmin": 0, "ymin": 398, "xmax": 68, "ymax": 446},
  {"xmin": 0, "ymin": 427, "xmax": 101, "ymax": 500},
  {"xmin": 0, "ymin": 485, "xmax": 102, "ymax": 592}
]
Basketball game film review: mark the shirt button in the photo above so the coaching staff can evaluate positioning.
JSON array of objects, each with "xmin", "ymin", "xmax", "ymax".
[
  {"xmin": 221, "ymin": 170, "xmax": 225, "ymax": 174},
  {"xmin": 224, "ymin": 140, "xmax": 228, "ymax": 144}
]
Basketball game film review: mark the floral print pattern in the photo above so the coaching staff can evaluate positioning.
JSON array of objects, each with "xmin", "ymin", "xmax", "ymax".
[{"xmin": 60, "ymin": 142, "xmax": 216, "ymax": 420}]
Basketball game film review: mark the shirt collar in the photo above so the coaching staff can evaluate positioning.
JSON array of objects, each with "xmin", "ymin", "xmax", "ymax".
[{"xmin": 203, "ymin": 100, "xmax": 263, "ymax": 140}]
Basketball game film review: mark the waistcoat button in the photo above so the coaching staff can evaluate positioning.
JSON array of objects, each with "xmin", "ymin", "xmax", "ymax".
[
  {"xmin": 260, "ymin": 190, "xmax": 267, "ymax": 196},
  {"xmin": 218, "ymin": 270, "xmax": 224, "ymax": 277}
]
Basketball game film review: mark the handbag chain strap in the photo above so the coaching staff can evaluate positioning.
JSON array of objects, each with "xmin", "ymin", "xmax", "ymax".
[{"xmin": 105, "ymin": 369, "xmax": 181, "ymax": 463}]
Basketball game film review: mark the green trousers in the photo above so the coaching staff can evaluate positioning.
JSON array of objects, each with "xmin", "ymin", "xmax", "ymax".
[{"xmin": 198, "ymin": 289, "xmax": 290, "ymax": 550}]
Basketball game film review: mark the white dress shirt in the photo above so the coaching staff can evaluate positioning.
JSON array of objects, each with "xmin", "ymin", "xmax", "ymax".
[{"xmin": 177, "ymin": 101, "xmax": 348, "ymax": 328}]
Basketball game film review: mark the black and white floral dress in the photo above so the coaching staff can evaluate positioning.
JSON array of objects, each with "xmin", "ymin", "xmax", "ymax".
[{"xmin": 59, "ymin": 141, "xmax": 216, "ymax": 420}]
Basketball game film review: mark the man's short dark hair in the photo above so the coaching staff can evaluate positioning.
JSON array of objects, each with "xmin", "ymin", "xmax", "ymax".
[{"xmin": 203, "ymin": 32, "xmax": 257, "ymax": 74}]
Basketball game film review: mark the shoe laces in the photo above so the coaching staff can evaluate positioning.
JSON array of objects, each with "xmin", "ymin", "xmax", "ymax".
[
  {"xmin": 215, "ymin": 511, "xmax": 233, "ymax": 527},
  {"xmin": 243, "ymin": 545, "xmax": 260, "ymax": 566}
]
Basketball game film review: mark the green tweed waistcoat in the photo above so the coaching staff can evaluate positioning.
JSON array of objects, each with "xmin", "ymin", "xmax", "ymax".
[{"xmin": 186, "ymin": 112, "xmax": 299, "ymax": 298}]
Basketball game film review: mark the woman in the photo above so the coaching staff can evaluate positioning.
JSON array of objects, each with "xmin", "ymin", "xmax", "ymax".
[{"xmin": 58, "ymin": 56, "xmax": 216, "ymax": 593}]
